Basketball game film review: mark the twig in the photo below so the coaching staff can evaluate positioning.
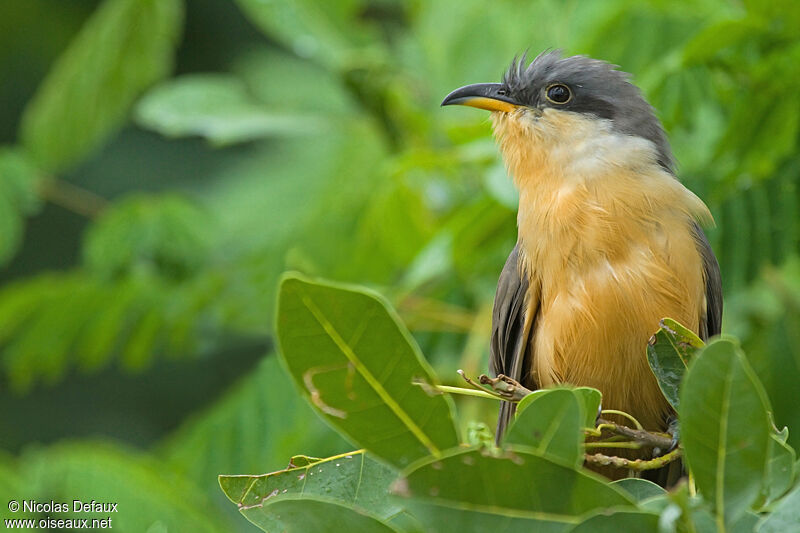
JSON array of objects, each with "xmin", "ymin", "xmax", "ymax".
[
  {"xmin": 601, "ymin": 409, "xmax": 644, "ymax": 430},
  {"xmin": 594, "ymin": 418, "xmax": 674, "ymax": 450},
  {"xmin": 584, "ymin": 447, "xmax": 681, "ymax": 472},
  {"xmin": 583, "ymin": 441, "xmax": 644, "ymax": 450},
  {"xmin": 478, "ymin": 374, "xmax": 533, "ymax": 402},
  {"xmin": 428, "ymin": 384, "xmax": 502, "ymax": 401}
]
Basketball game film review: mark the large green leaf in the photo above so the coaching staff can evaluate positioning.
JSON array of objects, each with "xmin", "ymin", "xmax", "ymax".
[
  {"xmin": 567, "ymin": 509, "xmax": 660, "ymax": 532},
  {"xmin": 135, "ymin": 74, "xmax": 320, "ymax": 146},
  {"xmin": 757, "ymin": 485, "xmax": 800, "ymax": 533},
  {"xmin": 19, "ymin": 0, "xmax": 183, "ymax": 171},
  {"xmin": 220, "ymin": 450, "xmax": 406, "ymax": 527},
  {"xmin": 646, "ymin": 317, "xmax": 704, "ymax": 410},
  {"xmin": 394, "ymin": 446, "xmax": 634, "ymax": 533},
  {"xmin": 610, "ymin": 478, "xmax": 666, "ymax": 502},
  {"xmin": 236, "ymin": 495, "xmax": 400, "ymax": 533},
  {"xmin": 680, "ymin": 338, "xmax": 772, "ymax": 528},
  {"xmin": 572, "ymin": 387, "xmax": 602, "ymax": 428},
  {"xmin": 276, "ymin": 274, "xmax": 459, "ymax": 468},
  {"xmin": 503, "ymin": 388, "xmax": 584, "ymax": 467},
  {"xmin": 757, "ymin": 433, "xmax": 796, "ymax": 509}
]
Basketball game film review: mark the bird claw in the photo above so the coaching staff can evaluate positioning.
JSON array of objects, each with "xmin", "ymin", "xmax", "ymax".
[
  {"xmin": 478, "ymin": 374, "xmax": 533, "ymax": 402},
  {"xmin": 653, "ymin": 416, "xmax": 680, "ymax": 457}
]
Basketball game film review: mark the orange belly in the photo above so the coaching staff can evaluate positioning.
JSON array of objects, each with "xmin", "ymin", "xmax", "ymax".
[{"xmin": 527, "ymin": 225, "xmax": 706, "ymax": 432}]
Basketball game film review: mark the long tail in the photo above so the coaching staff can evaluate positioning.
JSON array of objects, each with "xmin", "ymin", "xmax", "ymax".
[{"xmin": 495, "ymin": 400, "xmax": 517, "ymax": 445}]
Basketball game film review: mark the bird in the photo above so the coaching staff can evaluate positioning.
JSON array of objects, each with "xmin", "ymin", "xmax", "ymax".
[{"xmin": 441, "ymin": 51, "xmax": 722, "ymax": 477}]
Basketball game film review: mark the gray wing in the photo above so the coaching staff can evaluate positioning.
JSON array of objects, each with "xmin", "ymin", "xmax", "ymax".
[
  {"xmin": 692, "ymin": 223, "xmax": 722, "ymax": 340},
  {"xmin": 490, "ymin": 243, "xmax": 538, "ymax": 442}
]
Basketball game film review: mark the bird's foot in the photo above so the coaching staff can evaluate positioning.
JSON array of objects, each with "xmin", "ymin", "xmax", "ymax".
[
  {"xmin": 478, "ymin": 374, "xmax": 533, "ymax": 402},
  {"xmin": 653, "ymin": 416, "xmax": 680, "ymax": 457}
]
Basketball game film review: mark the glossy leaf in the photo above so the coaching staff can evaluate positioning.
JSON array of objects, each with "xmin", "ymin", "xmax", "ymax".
[
  {"xmin": 20, "ymin": 0, "xmax": 183, "ymax": 171},
  {"xmin": 757, "ymin": 485, "xmax": 800, "ymax": 533},
  {"xmin": 610, "ymin": 478, "xmax": 667, "ymax": 502},
  {"xmin": 572, "ymin": 387, "xmax": 602, "ymax": 428},
  {"xmin": 238, "ymin": 495, "xmax": 400, "ymax": 533},
  {"xmin": 276, "ymin": 274, "xmax": 459, "ymax": 468},
  {"xmin": 567, "ymin": 509, "xmax": 660, "ymax": 532},
  {"xmin": 680, "ymin": 338, "xmax": 772, "ymax": 527},
  {"xmin": 220, "ymin": 450, "xmax": 402, "ymax": 521},
  {"xmin": 135, "ymin": 74, "xmax": 321, "ymax": 146},
  {"xmin": 395, "ymin": 446, "xmax": 634, "ymax": 532},
  {"xmin": 646, "ymin": 317, "xmax": 704, "ymax": 410},
  {"xmin": 504, "ymin": 388, "xmax": 584, "ymax": 467},
  {"xmin": 757, "ymin": 433, "xmax": 796, "ymax": 509}
]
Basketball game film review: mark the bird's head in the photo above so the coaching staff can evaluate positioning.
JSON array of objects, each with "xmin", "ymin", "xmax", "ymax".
[{"xmin": 442, "ymin": 51, "xmax": 674, "ymax": 178}]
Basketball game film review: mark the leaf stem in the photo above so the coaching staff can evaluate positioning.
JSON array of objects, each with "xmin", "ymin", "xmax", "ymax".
[
  {"xmin": 601, "ymin": 409, "xmax": 644, "ymax": 430},
  {"xmin": 432, "ymin": 384, "xmax": 503, "ymax": 401},
  {"xmin": 595, "ymin": 418, "xmax": 673, "ymax": 450},
  {"xmin": 583, "ymin": 441, "xmax": 644, "ymax": 450},
  {"xmin": 584, "ymin": 447, "xmax": 682, "ymax": 472}
]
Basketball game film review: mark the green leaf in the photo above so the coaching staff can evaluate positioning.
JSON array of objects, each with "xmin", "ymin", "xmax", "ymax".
[
  {"xmin": 757, "ymin": 485, "xmax": 800, "ymax": 533},
  {"xmin": 232, "ymin": 48, "xmax": 355, "ymax": 115},
  {"xmin": 276, "ymin": 274, "xmax": 459, "ymax": 469},
  {"xmin": 220, "ymin": 450, "xmax": 403, "ymax": 523},
  {"xmin": 682, "ymin": 18, "xmax": 768, "ymax": 65},
  {"xmin": 395, "ymin": 446, "xmax": 634, "ymax": 533},
  {"xmin": 20, "ymin": 0, "xmax": 183, "ymax": 171},
  {"xmin": 21, "ymin": 442, "xmax": 225, "ymax": 532},
  {"xmin": 135, "ymin": 74, "xmax": 321, "ymax": 146},
  {"xmin": 680, "ymin": 338, "xmax": 772, "ymax": 528},
  {"xmin": 572, "ymin": 387, "xmax": 602, "ymax": 428},
  {"xmin": 730, "ymin": 511, "xmax": 760, "ymax": 533},
  {"xmin": 647, "ymin": 317, "xmax": 704, "ymax": 410},
  {"xmin": 82, "ymin": 194, "xmax": 212, "ymax": 281},
  {"xmin": 757, "ymin": 434, "xmax": 796, "ymax": 509},
  {"xmin": 610, "ymin": 478, "xmax": 667, "ymax": 502},
  {"xmin": 233, "ymin": 0, "xmax": 377, "ymax": 70},
  {"xmin": 0, "ymin": 147, "xmax": 41, "ymax": 266},
  {"xmin": 236, "ymin": 495, "xmax": 400, "ymax": 533},
  {"xmin": 567, "ymin": 509, "xmax": 660, "ymax": 533},
  {"xmin": 0, "ymin": 457, "xmax": 37, "ymax": 523},
  {"xmin": 504, "ymin": 388, "xmax": 584, "ymax": 467}
]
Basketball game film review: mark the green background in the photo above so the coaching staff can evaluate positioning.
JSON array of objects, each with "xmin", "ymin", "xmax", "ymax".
[{"xmin": 0, "ymin": 0, "xmax": 798, "ymax": 530}]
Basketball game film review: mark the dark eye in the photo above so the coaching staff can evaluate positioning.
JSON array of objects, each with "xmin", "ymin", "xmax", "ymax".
[{"xmin": 545, "ymin": 84, "xmax": 572, "ymax": 104}]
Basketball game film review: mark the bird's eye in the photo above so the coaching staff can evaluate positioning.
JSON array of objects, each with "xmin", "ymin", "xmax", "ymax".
[{"xmin": 545, "ymin": 84, "xmax": 572, "ymax": 104}]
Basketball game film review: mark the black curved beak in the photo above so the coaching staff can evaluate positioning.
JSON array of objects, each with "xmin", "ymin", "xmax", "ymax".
[{"xmin": 441, "ymin": 83, "xmax": 521, "ymax": 112}]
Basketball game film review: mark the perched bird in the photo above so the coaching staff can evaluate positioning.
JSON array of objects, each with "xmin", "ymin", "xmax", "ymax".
[{"xmin": 442, "ymin": 51, "xmax": 722, "ymax": 465}]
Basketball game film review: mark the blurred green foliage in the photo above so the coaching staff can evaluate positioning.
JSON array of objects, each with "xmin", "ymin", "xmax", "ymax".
[{"xmin": 0, "ymin": 0, "xmax": 798, "ymax": 530}]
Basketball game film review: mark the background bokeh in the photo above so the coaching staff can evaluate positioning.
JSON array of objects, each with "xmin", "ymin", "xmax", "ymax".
[{"xmin": 1, "ymin": 0, "xmax": 798, "ymax": 530}]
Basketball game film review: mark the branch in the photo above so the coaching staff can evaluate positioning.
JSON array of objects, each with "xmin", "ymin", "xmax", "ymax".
[
  {"xmin": 478, "ymin": 374, "xmax": 533, "ymax": 402},
  {"xmin": 594, "ymin": 418, "xmax": 674, "ymax": 450},
  {"xmin": 584, "ymin": 447, "xmax": 682, "ymax": 472}
]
